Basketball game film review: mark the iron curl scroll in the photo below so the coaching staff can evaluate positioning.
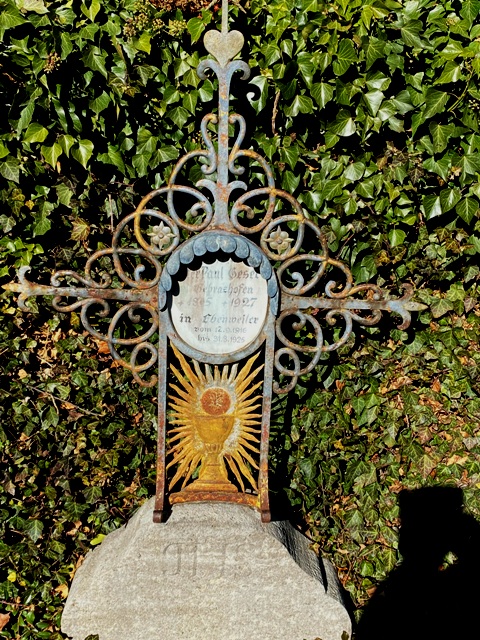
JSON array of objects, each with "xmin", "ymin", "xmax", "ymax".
[{"xmin": 5, "ymin": 204, "xmax": 181, "ymax": 387}]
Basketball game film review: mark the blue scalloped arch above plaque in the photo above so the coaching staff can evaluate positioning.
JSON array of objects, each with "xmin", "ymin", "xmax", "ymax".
[{"xmin": 159, "ymin": 231, "xmax": 279, "ymax": 314}]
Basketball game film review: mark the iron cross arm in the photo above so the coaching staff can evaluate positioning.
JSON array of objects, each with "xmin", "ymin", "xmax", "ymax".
[
  {"xmin": 4, "ymin": 266, "xmax": 154, "ymax": 310},
  {"xmin": 4, "ymin": 261, "xmax": 427, "ymax": 398},
  {"xmin": 7, "ymin": 269, "xmax": 425, "ymax": 323},
  {"xmin": 281, "ymin": 286, "xmax": 426, "ymax": 328}
]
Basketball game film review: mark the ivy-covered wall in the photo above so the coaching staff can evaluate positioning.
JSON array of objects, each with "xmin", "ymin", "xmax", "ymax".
[{"xmin": 1, "ymin": 0, "xmax": 480, "ymax": 636}]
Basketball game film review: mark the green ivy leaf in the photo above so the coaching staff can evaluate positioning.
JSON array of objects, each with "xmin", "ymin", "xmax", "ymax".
[
  {"xmin": 429, "ymin": 123, "xmax": 455, "ymax": 154},
  {"xmin": 17, "ymin": 93, "xmax": 39, "ymax": 135},
  {"xmin": 321, "ymin": 179, "xmax": 343, "ymax": 202},
  {"xmin": 61, "ymin": 31, "xmax": 73, "ymax": 57},
  {"xmin": 363, "ymin": 90, "xmax": 384, "ymax": 117},
  {"xmin": 83, "ymin": 485, "xmax": 102, "ymax": 503},
  {"xmin": 0, "ymin": 6, "xmax": 28, "ymax": 29},
  {"xmin": 352, "ymin": 253, "xmax": 377, "ymax": 283},
  {"xmin": 311, "ymin": 82, "xmax": 334, "ymax": 109},
  {"xmin": 89, "ymin": 91, "xmax": 110, "ymax": 115},
  {"xmin": 435, "ymin": 61, "xmax": 462, "ymax": 85},
  {"xmin": 262, "ymin": 43, "xmax": 281, "ymax": 66},
  {"xmin": 333, "ymin": 39, "xmax": 357, "ymax": 76},
  {"xmin": 422, "ymin": 156, "xmax": 449, "ymax": 181},
  {"xmin": 356, "ymin": 179, "xmax": 375, "ymax": 199},
  {"xmin": 282, "ymin": 170, "xmax": 300, "ymax": 193},
  {"xmin": 445, "ymin": 283, "xmax": 465, "ymax": 303},
  {"xmin": 400, "ymin": 19, "xmax": 424, "ymax": 49},
  {"xmin": 430, "ymin": 297, "xmax": 454, "ymax": 318},
  {"xmin": 71, "ymin": 139, "xmax": 93, "ymax": 168},
  {"xmin": 100, "ymin": 145, "xmax": 125, "ymax": 173},
  {"xmin": 439, "ymin": 188, "xmax": 461, "ymax": 213},
  {"xmin": 56, "ymin": 4, "xmax": 75, "ymax": 24},
  {"xmin": 460, "ymin": 0, "xmax": 480, "ymax": 27},
  {"xmin": 465, "ymin": 265, "xmax": 480, "ymax": 283},
  {"xmin": 187, "ymin": 17, "xmax": 205, "ymax": 43},
  {"xmin": 81, "ymin": 0, "xmax": 100, "ymax": 22},
  {"xmin": 132, "ymin": 152, "xmax": 150, "ymax": 177},
  {"xmin": 470, "ymin": 235, "xmax": 480, "ymax": 253},
  {"xmin": 280, "ymin": 145, "xmax": 300, "ymax": 170},
  {"xmin": 388, "ymin": 228, "xmax": 406, "ymax": 247},
  {"xmin": 379, "ymin": 548, "xmax": 397, "ymax": 574},
  {"xmin": 297, "ymin": 53, "xmax": 315, "ymax": 87},
  {"xmin": 82, "ymin": 24, "xmax": 102, "ymax": 41},
  {"xmin": 459, "ymin": 154, "xmax": 480, "ymax": 178},
  {"xmin": 83, "ymin": 46, "xmax": 108, "ymax": 78},
  {"xmin": 137, "ymin": 127, "xmax": 157, "ymax": 154},
  {"xmin": 58, "ymin": 134, "xmax": 76, "ymax": 157},
  {"xmin": 183, "ymin": 91, "xmax": 198, "ymax": 114},
  {"xmin": 56, "ymin": 183, "xmax": 73, "ymax": 206},
  {"xmin": 198, "ymin": 80, "xmax": 214, "ymax": 102},
  {"xmin": 24, "ymin": 519, "xmax": 44, "ymax": 542},
  {"xmin": 440, "ymin": 41, "xmax": 465, "ymax": 59},
  {"xmin": 298, "ymin": 457, "xmax": 315, "ymax": 482},
  {"xmin": 299, "ymin": 190, "xmax": 322, "ymax": 212},
  {"xmin": 0, "ymin": 157, "xmax": 20, "ymax": 182},
  {"xmin": 168, "ymin": 106, "xmax": 190, "ymax": 128},
  {"xmin": 456, "ymin": 197, "xmax": 479, "ymax": 224},
  {"xmin": 344, "ymin": 162, "xmax": 365, "ymax": 182},
  {"xmin": 423, "ymin": 89, "xmax": 449, "ymax": 119},
  {"xmin": 330, "ymin": 110, "xmax": 356, "ymax": 137},
  {"xmin": 33, "ymin": 213, "xmax": 51, "ymax": 236},
  {"xmin": 324, "ymin": 131, "xmax": 339, "ymax": 148},
  {"xmin": 364, "ymin": 37, "xmax": 385, "ymax": 70},
  {"xmin": 286, "ymin": 94, "xmax": 314, "ymax": 117},
  {"xmin": 422, "ymin": 194, "xmax": 442, "ymax": 220},
  {"xmin": 41, "ymin": 142, "xmax": 62, "ymax": 168},
  {"xmin": 64, "ymin": 500, "xmax": 88, "ymax": 521},
  {"xmin": 23, "ymin": 122, "xmax": 49, "ymax": 143},
  {"xmin": 90, "ymin": 533, "xmax": 106, "ymax": 546},
  {"xmin": 19, "ymin": 0, "xmax": 49, "ymax": 13},
  {"xmin": 133, "ymin": 33, "xmax": 151, "ymax": 54},
  {"xmin": 345, "ymin": 508, "xmax": 364, "ymax": 531},
  {"xmin": 156, "ymin": 146, "xmax": 179, "ymax": 163}
]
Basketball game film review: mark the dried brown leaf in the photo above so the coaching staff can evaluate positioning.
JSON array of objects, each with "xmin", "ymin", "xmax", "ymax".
[
  {"xmin": 0, "ymin": 613, "xmax": 10, "ymax": 631},
  {"xmin": 54, "ymin": 583, "xmax": 69, "ymax": 599}
]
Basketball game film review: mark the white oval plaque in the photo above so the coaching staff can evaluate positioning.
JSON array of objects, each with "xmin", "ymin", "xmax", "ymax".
[{"xmin": 170, "ymin": 259, "xmax": 269, "ymax": 356}]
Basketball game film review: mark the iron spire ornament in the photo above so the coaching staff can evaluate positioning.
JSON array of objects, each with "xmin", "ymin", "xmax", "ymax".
[{"xmin": 4, "ymin": 0, "xmax": 426, "ymax": 523}]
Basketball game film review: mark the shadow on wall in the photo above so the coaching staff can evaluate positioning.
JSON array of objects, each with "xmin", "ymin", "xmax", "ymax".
[{"xmin": 356, "ymin": 486, "xmax": 480, "ymax": 640}]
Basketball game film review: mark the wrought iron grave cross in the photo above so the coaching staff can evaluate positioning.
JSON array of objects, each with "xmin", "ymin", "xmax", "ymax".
[{"xmin": 4, "ymin": 0, "xmax": 425, "ymax": 523}]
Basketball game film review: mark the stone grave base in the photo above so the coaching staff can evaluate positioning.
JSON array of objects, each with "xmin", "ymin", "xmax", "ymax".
[{"xmin": 61, "ymin": 498, "xmax": 352, "ymax": 640}]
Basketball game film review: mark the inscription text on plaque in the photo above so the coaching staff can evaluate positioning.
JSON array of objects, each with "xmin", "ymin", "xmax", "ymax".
[{"xmin": 170, "ymin": 259, "xmax": 268, "ymax": 356}]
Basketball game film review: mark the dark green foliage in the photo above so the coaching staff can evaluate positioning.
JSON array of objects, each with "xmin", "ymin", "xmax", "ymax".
[{"xmin": 0, "ymin": 0, "xmax": 479, "ymax": 635}]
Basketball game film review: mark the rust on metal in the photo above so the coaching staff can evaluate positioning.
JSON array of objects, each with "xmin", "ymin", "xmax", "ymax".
[{"xmin": 170, "ymin": 490, "xmax": 259, "ymax": 510}]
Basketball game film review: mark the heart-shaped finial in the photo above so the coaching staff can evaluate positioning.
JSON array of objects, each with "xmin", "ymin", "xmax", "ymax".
[{"xmin": 204, "ymin": 29, "xmax": 244, "ymax": 67}]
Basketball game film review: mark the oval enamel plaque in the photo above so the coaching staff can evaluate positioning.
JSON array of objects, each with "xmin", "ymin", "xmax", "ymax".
[{"xmin": 170, "ymin": 259, "xmax": 269, "ymax": 356}]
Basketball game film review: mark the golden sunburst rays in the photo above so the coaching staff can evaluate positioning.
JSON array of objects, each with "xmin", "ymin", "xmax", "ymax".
[{"xmin": 167, "ymin": 344, "xmax": 264, "ymax": 495}]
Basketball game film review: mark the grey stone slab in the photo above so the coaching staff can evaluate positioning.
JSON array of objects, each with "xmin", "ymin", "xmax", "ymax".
[{"xmin": 62, "ymin": 499, "xmax": 352, "ymax": 640}]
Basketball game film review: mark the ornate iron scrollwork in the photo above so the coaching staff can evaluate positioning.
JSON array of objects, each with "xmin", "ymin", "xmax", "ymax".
[{"xmin": 4, "ymin": 0, "xmax": 426, "ymax": 521}]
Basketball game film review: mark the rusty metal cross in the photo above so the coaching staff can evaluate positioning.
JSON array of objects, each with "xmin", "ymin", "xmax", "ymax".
[{"xmin": 4, "ymin": 0, "xmax": 425, "ymax": 522}]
